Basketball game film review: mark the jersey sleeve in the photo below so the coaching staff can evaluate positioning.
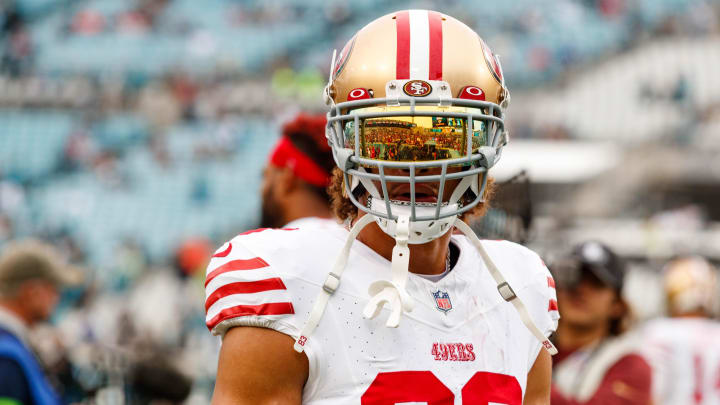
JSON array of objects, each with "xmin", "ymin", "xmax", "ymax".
[
  {"xmin": 524, "ymin": 251, "xmax": 560, "ymax": 337},
  {"xmin": 511, "ymin": 245, "xmax": 560, "ymax": 365},
  {"xmin": 204, "ymin": 235, "xmax": 300, "ymax": 338}
]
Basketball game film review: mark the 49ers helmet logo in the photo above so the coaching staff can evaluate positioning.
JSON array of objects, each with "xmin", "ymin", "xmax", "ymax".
[{"xmin": 403, "ymin": 80, "xmax": 432, "ymax": 97}]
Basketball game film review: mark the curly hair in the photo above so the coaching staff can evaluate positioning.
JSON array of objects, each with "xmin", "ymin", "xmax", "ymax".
[{"xmin": 328, "ymin": 167, "xmax": 495, "ymax": 223}]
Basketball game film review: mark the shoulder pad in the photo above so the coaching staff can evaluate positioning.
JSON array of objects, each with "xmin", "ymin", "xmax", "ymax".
[{"xmin": 204, "ymin": 230, "xmax": 299, "ymax": 335}]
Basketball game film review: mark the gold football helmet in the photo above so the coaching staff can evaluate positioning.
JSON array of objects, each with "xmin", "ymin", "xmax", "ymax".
[
  {"xmin": 664, "ymin": 256, "xmax": 718, "ymax": 317},
  {"xmin": 325, "ymin": 9, "xmax": 510, "ymax": 242}
]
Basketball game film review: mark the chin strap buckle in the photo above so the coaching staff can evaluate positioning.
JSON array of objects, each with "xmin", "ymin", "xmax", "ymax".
[
  {"xmin": 323, "ymin": 272, "xmax": 340, "ymax": 294},
  {"xmin": 497, "ymin": 282, "xmax": 517, "ymax": 302},
  {"xmin": 454, "ymin": 220, "xmax": 558, "ymax": 356}
]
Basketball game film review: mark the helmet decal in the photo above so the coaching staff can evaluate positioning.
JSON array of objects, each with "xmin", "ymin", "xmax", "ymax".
[
  {"xmin": 395, "ymin": 10, "xmax": 444, "ymax": 80},
  {"xmin": 458, "ymin": 86, "xmax": 486, "ymax": 101},
  {"xmin": 402, "ymin": 80, "xmax": 432, "ymax": 97},
  {"xmin": 480, "ymin": 38, "xmax": 503, "ymax": 84},
  {"xmin": 347, "ymin": 88, "xmax": 371, "ymax": 101},
  {"xmin": 333, "ymin": 35, "xmax": 356, "ymax": 80}
]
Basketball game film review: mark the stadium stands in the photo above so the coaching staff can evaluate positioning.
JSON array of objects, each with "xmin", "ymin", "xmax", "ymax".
[{"xmin": 0, "ymin": 0, "xmax": 718, "ymax": 402}]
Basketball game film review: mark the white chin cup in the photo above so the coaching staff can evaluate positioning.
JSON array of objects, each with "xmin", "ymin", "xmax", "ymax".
[{"xmin": 369, "ymin": 198, "xmax": 458, "ymax": 244}]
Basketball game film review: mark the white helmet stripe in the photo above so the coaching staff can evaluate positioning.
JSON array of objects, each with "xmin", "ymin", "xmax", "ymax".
[{"xmin": 408, "ymin": 10, "xmax": 430, "ymax": 80}]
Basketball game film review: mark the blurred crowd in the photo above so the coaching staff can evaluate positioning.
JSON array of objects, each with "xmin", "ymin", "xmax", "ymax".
[{"xmin": 0, "ymin": 0, "xmax": 720, "ymax": 403}]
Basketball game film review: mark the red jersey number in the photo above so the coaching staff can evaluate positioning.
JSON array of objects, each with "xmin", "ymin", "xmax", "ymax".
[{"xmin": 361, "ymin": 371, "xmax": 521, "ymax": 405}]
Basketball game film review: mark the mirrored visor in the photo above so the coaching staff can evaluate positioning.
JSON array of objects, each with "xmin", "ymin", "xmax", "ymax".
[{"xmin": 343, "ymin": 105, "xmax": 489, "ymax": 164}]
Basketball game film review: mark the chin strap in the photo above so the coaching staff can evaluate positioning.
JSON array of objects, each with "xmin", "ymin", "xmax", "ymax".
[
  {"xmin": 294, "ymin": 214, "xmax": 375, "ymax": 353},
  {"xmin": 362, "ymin": 215, "xmax": 415, "ymax": 327},
  {"xmin": 454, "ymin": 220, "xmax": 558, "ymax": 355}
]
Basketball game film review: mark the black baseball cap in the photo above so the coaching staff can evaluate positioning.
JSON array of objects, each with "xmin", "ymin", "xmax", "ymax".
[
  {"xmin": 551, "ymin": 241, "xmax": 625, "ymax": 291},
  {"xmin": 0, "ymin": 239, "xmax": 84, "ymax": 293}
]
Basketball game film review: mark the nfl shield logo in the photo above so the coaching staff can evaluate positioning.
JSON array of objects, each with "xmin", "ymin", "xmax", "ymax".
[{"xmin": 432, "ymin": 290, "xmax": 452, "ymax": 313}]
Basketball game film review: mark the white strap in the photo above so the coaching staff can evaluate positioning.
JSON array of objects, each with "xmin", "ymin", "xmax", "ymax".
[
  {"xmin": 454, "ymin": 220, "xmax": 558, "ymax": 355},
  {"xmin": 362, "ymin": 215, "xmax": 415, "ymax": 327},
  {"xmin": 294, "ymin": 214, "xmax": 375, "ymax": 353},
  {"xmin": 355, "ymin": 167, "xmax": 383, "ymax": 199},
  {"xmin": 448, "ymin": 174, "xmax": 476, "ymax": 204}
]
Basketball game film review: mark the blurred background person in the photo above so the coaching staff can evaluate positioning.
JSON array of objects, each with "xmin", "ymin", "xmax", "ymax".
[
  {"xmin": 260, "ymin": 113, "xmax": 336, "ymax": 229},
  {"xmin": 550, "ymin": 241, "xmax": 652, "ymax": 405},
  {"xmin": 0, "ymin": 239, "xmax": 81, "ymax": 405},
  {"xmin": 640, "ymin": 256, "xmax": 720, "ymax": 405}
]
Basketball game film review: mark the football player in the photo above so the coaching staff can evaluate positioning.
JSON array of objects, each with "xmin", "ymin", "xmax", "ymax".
[
  {"xmin": 550, "ymin": 241, "xmax": 652, "ymax": 405},
  {"xmin": 640, "ymin": 256, "xmax": 720, "ymax": 405},
  {"xmin": 260, "ymin": 113, "xmax": 336, "ymax": 229},
  {"xmin": 207, "ymin": 10, "xmax": 559, "ymax": 404}
]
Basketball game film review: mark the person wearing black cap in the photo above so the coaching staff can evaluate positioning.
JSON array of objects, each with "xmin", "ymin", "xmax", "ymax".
[
  {"xmin": 0, "ymin": 239, "xmax": 83, "ymax": 405},
  {"xmin": 550, "ymin": 241, "xmax": 652, "ymax": 405}
]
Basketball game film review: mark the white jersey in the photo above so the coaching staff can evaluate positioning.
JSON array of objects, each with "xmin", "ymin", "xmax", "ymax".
[
  {"xmin": 205, "ymin": 224, "xmax": 559, "ymax": 404},
  {"xmin": 640, "ymin": 317, "xmax": 720, "ymax": 405},
  {"xmin": 283, "ymin": 216, "xmax": 342, "ymax": 230}
]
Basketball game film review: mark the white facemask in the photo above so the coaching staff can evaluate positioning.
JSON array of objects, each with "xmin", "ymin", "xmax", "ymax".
[{"xmin": 368, "ymin": 197, "xmax": 458, "ymax": 244}]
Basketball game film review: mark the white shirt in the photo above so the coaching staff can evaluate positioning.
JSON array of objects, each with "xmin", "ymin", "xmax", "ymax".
[
  {"xmin": 640, "ymin": 317, "xmax": 720, "ymax": 405},
  {"xmin": 204, "ymin": 224, "xmax": 559, "ymax": 404}
]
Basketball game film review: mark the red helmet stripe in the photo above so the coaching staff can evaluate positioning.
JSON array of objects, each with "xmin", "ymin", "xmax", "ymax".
[
  {"xmin": 396, "ymin": 11, "xmax": 411, "ymax": 79},
  {"xmin": 428, "ymin": 11, "xmax": 443, "ymax": 80}
]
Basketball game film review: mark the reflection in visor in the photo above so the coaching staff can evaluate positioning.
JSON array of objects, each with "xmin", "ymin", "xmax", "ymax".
[{"xmin": 344, "ymin": 106, "xmax": 488, "ymax": 164}]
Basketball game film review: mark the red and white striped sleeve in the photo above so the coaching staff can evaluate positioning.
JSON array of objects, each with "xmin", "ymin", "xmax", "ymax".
[
  {"xmin": 523, "ymin": 252, "xmax": 560, "ymax": 338},
  {"xmin": 544, "ymin": 264, "xmax": 560, "ymax": 330},
  {"xmin": 204, "ymin": 237, "xmax": 297, "ymax": 337},
  {"xmin": 509, "ymin": 244, "xmax": 560, "ymax": 366}
]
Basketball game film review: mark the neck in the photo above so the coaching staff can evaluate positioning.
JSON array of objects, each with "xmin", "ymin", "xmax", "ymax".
[
  {"xmin": 355, "ymin": 212, "xmax": 451, "ymax": 276},
  {"xmin": 555, "ymin": 321, "xmax": 608, "ymax": 351},
  {"xmin": 281, "ymin": 191, "xmax": 332, "ymax": 226},
  {"xmin": 0, "ymin": 300, "xmax": 31, "ymax": 327}
]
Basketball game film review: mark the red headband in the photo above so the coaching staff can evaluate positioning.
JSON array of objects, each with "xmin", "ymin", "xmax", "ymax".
[{"xmin": 269, "ymin": 137, "xmax": 331, "ymax": 187}]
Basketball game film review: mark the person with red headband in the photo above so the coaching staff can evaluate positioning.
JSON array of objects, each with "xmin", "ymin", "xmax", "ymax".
[{"xmin": 260, "ymin": 113, "xmax": 336, "ymax": 229}]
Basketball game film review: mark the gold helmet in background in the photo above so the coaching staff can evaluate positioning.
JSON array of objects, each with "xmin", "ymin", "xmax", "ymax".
[
  {"xmin": 663, "ymin": 256, "xmax": 718, "ymax": 317},
  {"xmin": 325, "ymin": 10, "xmax": 510, "ymax": 243}
]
